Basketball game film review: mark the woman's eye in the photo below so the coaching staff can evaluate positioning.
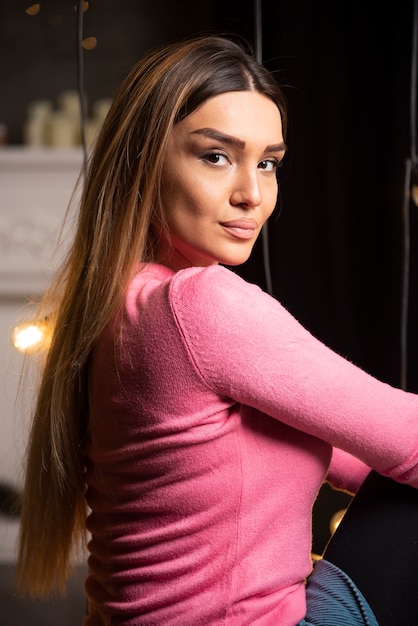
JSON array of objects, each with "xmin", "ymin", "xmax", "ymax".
[
  {"xmin": 203, "ymin": 152, "xmax": 228, "ymax": 165},
  {"xmin": 258, "ymin": 159, "xmax": 279, "ymax": 172}
]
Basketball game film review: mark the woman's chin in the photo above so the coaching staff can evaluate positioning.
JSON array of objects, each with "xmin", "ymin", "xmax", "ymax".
[{"xmin": 221, "ymin": 251, "xmax": 254, "ymax": 267}]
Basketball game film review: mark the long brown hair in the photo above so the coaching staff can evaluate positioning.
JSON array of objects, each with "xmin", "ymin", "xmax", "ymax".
[{"xmin": 17, "ymin": 34, "xmax": 287, "ymax": 597}]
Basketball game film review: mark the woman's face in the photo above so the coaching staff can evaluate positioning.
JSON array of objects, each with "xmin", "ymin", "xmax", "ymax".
[{"xmin": 158, "ymin": 90, "xmax": 286, "ymax": 271}]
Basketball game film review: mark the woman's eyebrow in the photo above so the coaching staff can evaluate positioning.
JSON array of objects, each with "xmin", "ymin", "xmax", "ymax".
[
  {"xmin": 190, "ymin": 128, "xmax": 246, "ymax": 149},
  {"xmin": 190, "ymin": 128, "xmax": 286, "ymax": 154},
  {"xmin": 265, "ymin": 142, "xmax": 287, "ymax": 155}
]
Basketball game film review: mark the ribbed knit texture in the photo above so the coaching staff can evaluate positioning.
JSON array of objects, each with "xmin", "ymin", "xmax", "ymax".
[{"xmin": 300, "ymin": 559, "xmax": 378, "ymax": 625}]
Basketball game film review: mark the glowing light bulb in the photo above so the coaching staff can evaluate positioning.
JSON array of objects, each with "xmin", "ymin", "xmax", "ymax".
[
  {"xmin": 73, "ymin": 2, "xmax": 89, "ymax": 13},
  {"xmin": 11, "ymin": 320, "xmax": 50, "ymax": 354},
  {"xmin": 329, "ymin": 508, "xmax": 347, "ymax": 535},
  {"xmin": 82, "ymin": 36, "xmax": 97, "ymax": 50},
  {"xmin": 26, "ymin": 4, "xmax": 41, "ymax": 16}
]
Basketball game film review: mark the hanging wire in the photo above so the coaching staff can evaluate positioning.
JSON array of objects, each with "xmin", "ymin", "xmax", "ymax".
[
  {"xmin": 400, "ymin": 0, "xmax": 418, "ymax": 390},
  {"xmin": 400, "ymin": 158, "xmax": 411, "ymax": 390},
  {"xmin": 254, "ymin": 0, "xmax": 274, "ymax": 295},
  {"xmin": 411, "ymin": 0, "xmax": 418, "ymax": 165},
  {"xmin": 254, "ymin": 0, "xmax": 263, "ymax": 63},
  {"xmin": 76, "ymin": 0, "xmax": 88, "ymax": 172}
]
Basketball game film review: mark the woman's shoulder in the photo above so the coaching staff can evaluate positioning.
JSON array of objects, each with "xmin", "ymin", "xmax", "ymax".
[
  {"xmin": 132, "ymin": 263, "xmax": 259, "ymax": 299},
  {"xmin": 127, "ymin": 263, "xmax": 267, "ymax": 326},
  {"xmin": 171, "ymin": 263, "xmax": 261, "ymax": 299},
  {"xmin": 168, "ymin": 265, "xmax": 273, "ymax": 336}
]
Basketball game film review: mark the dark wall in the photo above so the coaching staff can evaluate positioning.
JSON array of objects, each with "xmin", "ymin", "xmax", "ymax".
[
  {"xmin": 272, "ymin": 2, "xmax": 418, "ymax": 394},
  {"xmin": 0, "ymin": 1, "xmax": 217, "ymax": 144}
]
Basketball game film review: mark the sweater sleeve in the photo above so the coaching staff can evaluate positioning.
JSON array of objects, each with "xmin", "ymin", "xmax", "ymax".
[
  {"xmin": 169, "ymin": 265, "xmax": 418, "ymax": 487},
  {"xmin": 326, "ymin": 447, "xmax": 371, "ymax": 494}
]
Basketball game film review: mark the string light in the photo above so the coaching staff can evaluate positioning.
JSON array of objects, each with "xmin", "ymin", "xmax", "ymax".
[
  {"xmin": 25, "ymin": 4, "xmax": 41, "ymax": 16},
  {"xmin": 82, "ymin": 36, "xmax": 97, "ymax": 50},
  {"xmin": 74, "ymin": 1, "xmax": 89, "ymax": 12}
]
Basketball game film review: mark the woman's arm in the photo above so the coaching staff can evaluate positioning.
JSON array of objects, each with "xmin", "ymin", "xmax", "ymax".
[
  {"xmin": 170, "ymin": 264, "xmax": 418, "ymax": 487},
  {"xmin": 326, "ymin": 447, "xmax": 371, "ymax": 493}
]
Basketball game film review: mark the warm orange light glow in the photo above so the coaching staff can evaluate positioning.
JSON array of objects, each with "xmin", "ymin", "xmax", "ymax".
[
  {"xmin": 11, "ymin": 319, "xmax": 51, "ymax": 354},
  {"xmin": 329, "ymin": 508, "xmax": 347, "ymax": 535},
  {"xmin": 74, "ymin": 2, "xmax": 90, "ymax": 12},
  {"xmin": 82, "ymin": 36, "xmax": 97, "ymax": 50},
  {"xmin": 26, "ymin": 4, "xmax": 41, "ymax": 16}
]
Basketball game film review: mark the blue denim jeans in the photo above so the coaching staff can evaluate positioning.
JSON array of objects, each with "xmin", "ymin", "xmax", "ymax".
[{"xmin": 298, "ymin": 559, "xmax": 379, "ymax": 626}]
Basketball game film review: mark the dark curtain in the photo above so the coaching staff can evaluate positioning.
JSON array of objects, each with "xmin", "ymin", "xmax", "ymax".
[{"xmin": 215, "ymin": 0, "xmax": 418, "ymax": 394}]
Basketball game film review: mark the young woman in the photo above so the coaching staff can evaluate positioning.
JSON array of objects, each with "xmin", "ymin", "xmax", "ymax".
[{"xmin": 17, "ymin": 35, "xmax": 418, "ymax": 625}]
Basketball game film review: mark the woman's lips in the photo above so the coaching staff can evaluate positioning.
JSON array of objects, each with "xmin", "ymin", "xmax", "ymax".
[{"xmin": 220, "ymin": 218, "xmax": 258, "ymax": 240}]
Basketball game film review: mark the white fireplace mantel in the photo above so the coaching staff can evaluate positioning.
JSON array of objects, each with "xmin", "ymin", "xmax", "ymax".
[
  {"xmin": 0, "ymin": 147, "xmax": 84, "ymax": 297},
  {"xmin": 0, "ymin": 148, "xmax": 85, "ymax": 561}
]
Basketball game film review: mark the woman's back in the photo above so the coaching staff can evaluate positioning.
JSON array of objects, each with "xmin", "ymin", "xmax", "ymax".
[{"xmin": 85, "ymin": 264, "xmax": 328, "ymax": 624}]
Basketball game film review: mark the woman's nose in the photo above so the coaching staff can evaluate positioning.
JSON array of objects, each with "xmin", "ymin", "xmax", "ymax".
[{"xmin": 230, "ymin": 168, "xmax": 262, "ymax": 208}]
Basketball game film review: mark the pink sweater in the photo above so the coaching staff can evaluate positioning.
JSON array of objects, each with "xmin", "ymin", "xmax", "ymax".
[{"xmin": 84, "ymin": 263, "xmax": 418, "ymax": 625}]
